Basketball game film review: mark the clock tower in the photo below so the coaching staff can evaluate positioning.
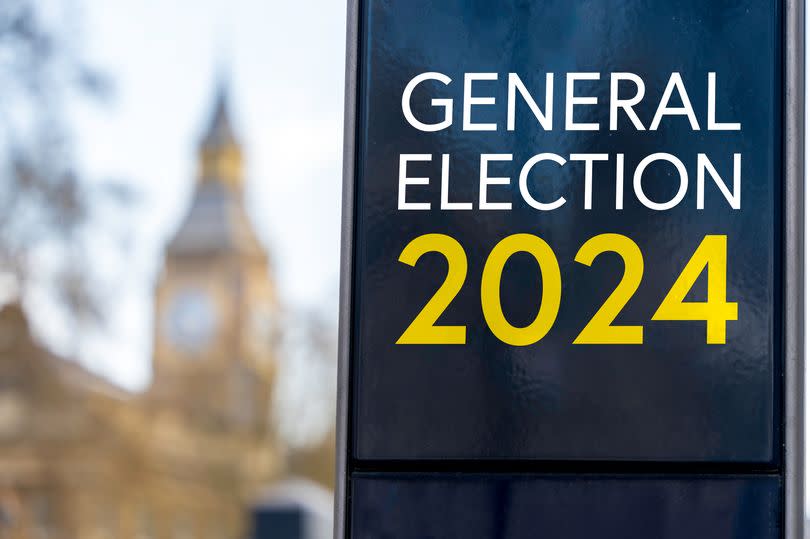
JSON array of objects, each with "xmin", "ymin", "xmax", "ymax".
[{"xmin": 151, "ymin": 81, "xmax": 278, "ymax": 438}]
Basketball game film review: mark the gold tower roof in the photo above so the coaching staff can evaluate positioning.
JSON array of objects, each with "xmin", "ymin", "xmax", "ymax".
[{"xmin": 167, "ymin": 81, "xmax": 263, "ymax": 258}]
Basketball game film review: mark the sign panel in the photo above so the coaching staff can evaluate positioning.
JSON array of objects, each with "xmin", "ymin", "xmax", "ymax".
[
  {"xmin": 337, "ymin": 0, "xmax": 803, "ymax": 538},
  {"xmin": 351, "ymin": 475, "xmax": 781, "ymax": 539}
]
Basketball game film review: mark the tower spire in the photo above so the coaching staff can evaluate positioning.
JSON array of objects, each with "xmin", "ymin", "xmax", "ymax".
[
  {"xmin": 197, "ymin": 73, "xmax": 242, "ymax": 188},
  {"xmin": 202, "ymin": 77, "xmax": 237, "ymax": 150},
  {"xmin": 168, "ymin": 72, "xmax": 262, "ymax": 257}
]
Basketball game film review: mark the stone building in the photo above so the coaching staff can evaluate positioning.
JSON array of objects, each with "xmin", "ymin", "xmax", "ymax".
[{"xmin": 0, "ymin": 82, "xmax": 323, "ymax": 539}]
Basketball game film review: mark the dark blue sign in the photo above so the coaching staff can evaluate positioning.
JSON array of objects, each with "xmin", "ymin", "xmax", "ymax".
[
  {"xmin": 352, "ymin": 475, "xmax": 780, "ymax": 539},
  {"xmin": 339, "ymin": 0, "xmax": 797, "ymax": 537}
]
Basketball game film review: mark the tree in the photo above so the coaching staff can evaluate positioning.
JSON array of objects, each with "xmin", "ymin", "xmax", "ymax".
[
  {"xmin": 0, "ymin": 0, "xmax": 130, "ymax": 335},
  {"xmin": 273, "ymin": 307, "xmax": 338, "ymax": 449}
]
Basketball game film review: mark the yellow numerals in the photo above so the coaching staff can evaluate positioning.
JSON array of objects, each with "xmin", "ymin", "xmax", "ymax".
[
  {"xmin": 652, "ymin": 235, "xmax": 738, "ymax": 344},
  {"xmin": 573, "ymin": 234, "xmax": 644, "ymax": 345},
  {"xmin": 397, "ymin": 233, "xmax": 736, "ymax": 346},
  {"xmin": 396, "ymin": 234, "xmax": 468, "ymax": 345},
  {"xmin": 481, "ymin": 234, "xmax": 561, "ymax": 346}
]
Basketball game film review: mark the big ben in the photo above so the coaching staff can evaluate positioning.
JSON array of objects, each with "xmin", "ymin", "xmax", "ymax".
[{"xmin": 152, "ymin": 80, "xmax": 279, "ymax": 440}]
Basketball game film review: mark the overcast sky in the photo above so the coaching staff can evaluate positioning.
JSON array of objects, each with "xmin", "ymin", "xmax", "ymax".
[{"xmin": 59, "ymin": 0, "xmax": 346, "ymax": 389}]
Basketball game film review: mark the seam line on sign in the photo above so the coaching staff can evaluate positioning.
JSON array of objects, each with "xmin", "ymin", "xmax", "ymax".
[{"xmin": 349, "ymin": 459, "xmax": 781, "ymax": 475}]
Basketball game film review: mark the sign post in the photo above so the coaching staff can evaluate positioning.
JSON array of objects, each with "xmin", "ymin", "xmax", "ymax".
[{"xmin": 337, "ymin": 1, "xmax": 803, "ymax": 537}]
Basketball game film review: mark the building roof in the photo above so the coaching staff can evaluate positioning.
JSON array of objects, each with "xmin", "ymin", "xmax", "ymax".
[
  {"xmin": 167, "ymin": 81, "xmax": 264, "ymax": 257},
  {"xmin": 166, "ymin": 180, "xmax": 263, "ymax": 257},
  {"xmin": 0, "ymin": 302, "xmax": 131, "ymax": 401},
  {"xmin": 201, "ymin": 81, "xmax": 238, "ymax": 150}
]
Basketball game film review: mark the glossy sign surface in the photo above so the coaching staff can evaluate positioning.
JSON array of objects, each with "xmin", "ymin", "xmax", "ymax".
[
  {"xmin": 352, "ymin": 0, "xmax": 780, "ymax": 461},
  {"xmin": 351, "ymin": 474, "xmax": 781, "ymax": 539}
]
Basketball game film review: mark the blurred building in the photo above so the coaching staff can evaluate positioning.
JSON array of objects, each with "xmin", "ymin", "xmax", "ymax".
[{"xmin": 0, "ymin": 82, "xmax": 330, "ymax": 539}]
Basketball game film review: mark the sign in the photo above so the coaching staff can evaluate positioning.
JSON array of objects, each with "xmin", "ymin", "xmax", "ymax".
[{"xmin": 336, "ymin": 1, "xmax": 803, "ymax": 538}]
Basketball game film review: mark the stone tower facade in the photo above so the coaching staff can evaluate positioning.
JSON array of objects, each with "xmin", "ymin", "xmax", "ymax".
[
  {"xmin": 148, "ymin": 79, "xmax": 283, "ymax": 515},
  {"xmin": 152, "ymin": 82, "xmax": 279, "ymax": 443}
]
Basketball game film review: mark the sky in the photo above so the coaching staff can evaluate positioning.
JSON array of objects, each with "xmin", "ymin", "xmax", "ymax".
[{"xmin": 56, "ymin": 0, "xmax": 346, "ymax": 389}]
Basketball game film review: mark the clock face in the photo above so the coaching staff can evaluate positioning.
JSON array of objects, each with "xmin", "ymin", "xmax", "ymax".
[{"xmin": 164, "ymin": 287, "xmax": 218, "ymax": 353}]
